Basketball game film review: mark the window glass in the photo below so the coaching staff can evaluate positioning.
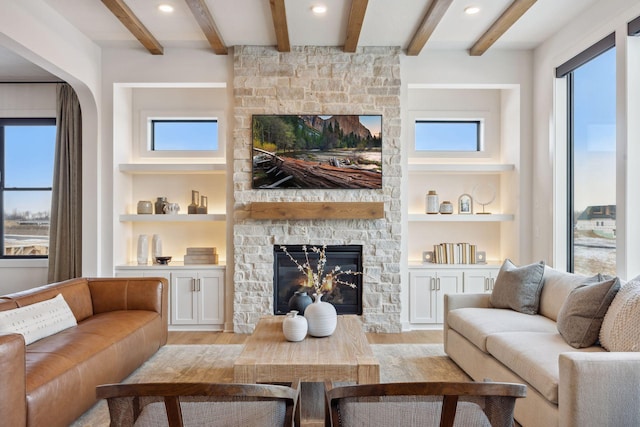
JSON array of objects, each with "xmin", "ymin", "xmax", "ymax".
[
  {"xmin": 414, "ymin": 121, "xmax": 480, "ymax": 152},
  {"xmin": 151, "ymin": 120, "xmax": 218, "ymax": 151},
  {"xmin": 1, "ymin": 119, "xmax": 55, "ymax": 257},
  {"xmin": 569, "ymin": 48, "xmax": 616, "ymax": 276}
]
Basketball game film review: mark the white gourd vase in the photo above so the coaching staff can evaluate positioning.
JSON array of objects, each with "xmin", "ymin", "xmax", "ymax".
[
  {"xmin": 136, "ymin": 234, "xmax": 149, "ymax": 265},
  {"xmin": 304, "ymin": 293, "xmax": 337, "ymax": 337},
  {"xmin": 282, "ymin": 311, "xmax": 308, "ymax": 342}
]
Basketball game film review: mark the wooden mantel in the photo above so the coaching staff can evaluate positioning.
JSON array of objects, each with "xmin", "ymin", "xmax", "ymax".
[{"xmin": 249, "ymin": 202, "xmax": 384, "ymax": 220}]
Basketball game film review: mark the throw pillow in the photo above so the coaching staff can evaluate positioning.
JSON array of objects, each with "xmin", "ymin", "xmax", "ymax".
[
  {"xmin": 0, "ymin": 294, "xmax": 77, "ymax": 345},
  {"xmin": 556, "ymin": 275, "xmax": 620, "ymax": 348},
  {"xmin": 599, "ymin": 279, "xmax": 640, "ymax": 351},
  {"xmin": 490, "ymin": 259, "xmax": 545, "ymax": 315}
]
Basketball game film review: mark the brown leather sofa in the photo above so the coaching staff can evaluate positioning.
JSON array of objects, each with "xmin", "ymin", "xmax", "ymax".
[{"xmin": 0, "ymin": 277, "xmax": 168, "ymax": 427}]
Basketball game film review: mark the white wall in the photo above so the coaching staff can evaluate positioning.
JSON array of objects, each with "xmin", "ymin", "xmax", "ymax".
[{"xmin": 532, "ymin": 0, "xmax": 640, "ymax": 276}]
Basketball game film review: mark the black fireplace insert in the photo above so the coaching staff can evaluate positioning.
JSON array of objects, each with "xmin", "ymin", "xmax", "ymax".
[{"xmin": 273, "ymin": 245, "xmax": 363, "ymax": 315}]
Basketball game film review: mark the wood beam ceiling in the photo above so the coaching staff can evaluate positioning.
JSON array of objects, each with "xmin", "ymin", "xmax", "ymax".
[
  {"xmin": 469, "ymin": 0, "xmax": 537, "ymax": 56},
  {"xmin": 270, "ymin": 0, "xmax": 290, "ymax": 52},
  {"xmin": 101, "ymin": 0, "xmax": 164, "ymax": 55},
  {"xmin": 184, "ymin": 0, "xmax": 228, "ymax": 55},
  {"xmin": 406, "ymin": 0, "xmax": 453, "ymax": 56},
  {"xmin": 344, "ymin": 0, "xmax": 369, "ymax": 53}
]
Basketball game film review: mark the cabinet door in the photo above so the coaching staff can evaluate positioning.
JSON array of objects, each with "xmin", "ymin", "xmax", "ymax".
[
  {"xmin": 409, "ymin": 271, "xmax": 437, "ymax": 324},
  {"xmin": 171, "ymin": 272, "xmax": 198, "ymax": 325},
  {"xmin": 464, "ymin": 269, "xmax": 498, "ymax": 294},
  {"xmin": 435, "ymin": 271, "xmax": 462, "ymax": 323},
  {"xmin": 198, "ymin": 270, "xmax": 224, "ymax": 325}
]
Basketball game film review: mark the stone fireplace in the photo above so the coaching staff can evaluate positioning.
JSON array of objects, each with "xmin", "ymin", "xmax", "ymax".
[
  {"xmin": 232, "ymin": 45, "xmax": 402, "ymax": 333},
  {"xmin": 273, "ymin": 245, "xmax": 363, "ymax": 315}
]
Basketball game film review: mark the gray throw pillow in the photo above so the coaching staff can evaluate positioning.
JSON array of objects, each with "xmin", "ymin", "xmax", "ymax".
[
  {"xmin": 557, "ymin": 276, "xmax": 620, "ymax": 348},
  {"xmin": 490, "ymin": 259, "xmax": 545, "ymax": 315}
]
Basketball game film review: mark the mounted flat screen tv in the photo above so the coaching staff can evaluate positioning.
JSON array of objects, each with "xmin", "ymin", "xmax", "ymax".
[{"xmin": 252, "ymin": 114, "xmax": 382, "ymax": 189}]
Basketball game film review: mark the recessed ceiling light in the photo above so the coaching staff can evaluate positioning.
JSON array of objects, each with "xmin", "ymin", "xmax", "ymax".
[
  {"xmin": 311, "ymin": 4, "xmax": 327, "ymax": 15},
  {"xmin": 158, "ymin": 4, "xmax": 174, "ymax": 13},
  {"xmin": 464, "ymin": 6, "xmax": 480, "ymax": 15}
]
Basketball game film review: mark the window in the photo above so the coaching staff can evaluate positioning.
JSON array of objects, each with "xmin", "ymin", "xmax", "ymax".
[
  {"xmin": 558, "ymin": 34, "xmax": 616, "ymax": 275},
  {"xmin": 414, "ymin": 120, "xmax": 481, "ymax": 152},
  {"xmin": 1, "ymin": 118, "xmax": 56, "ymax": 257},
  {"xmin": 151, "ymin": 119, "xmax": 218, "ymax": 151}
]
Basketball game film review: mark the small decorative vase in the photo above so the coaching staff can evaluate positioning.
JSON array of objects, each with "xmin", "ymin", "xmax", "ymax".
[
  {"xmin": 136, "ymin": 234, "xmax": 149, "ymax": 265},
  {"xmin": 152, "ymin": 234, "xmax": 162, "ymax": 264},
  {"xmin": 136, "ymin": 200, "xmax": 153, "ymax": 214},
  {"xmin": 188, "ymin": 190, "xmax": 199, "ymax": 214},
  {"xmin": 304, "ymin": 293, "xmax": 337, "ymax": 337},
  {"xmin": 155, "ymin": 197, "xmax": 167, "ymax": 215},
  {"xmin": 197, "ymin": 195, "xmax": 208, "ymax": 214},
  {"xmin": 288, "ymin": 291, "xmax": 313, "ymax": 315},
  {"xmin": 426, "ymin": 190, "xmax": 439, "ymax": 214},
  {"xmin": 439, "ymin": 201, "xmax": 454, "ymax": 214},
  {"xmin": 282, "ymin": 311, "xmax": 307, "ymax": 342}
]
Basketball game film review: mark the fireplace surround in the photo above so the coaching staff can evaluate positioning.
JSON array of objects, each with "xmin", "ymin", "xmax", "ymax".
[{"xmin": 273, "ymin": 245, "xmax": 363, "ymax": 315}]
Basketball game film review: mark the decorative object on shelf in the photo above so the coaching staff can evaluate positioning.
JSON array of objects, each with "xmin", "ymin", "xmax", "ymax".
[
  {"xmin": 184, "ymin": 247, "xmax": 218, "ymax": 265},
  {"xmin": 476, "ymin": 251, "xmax": 487, "ymax": 264},
  {"xmin": 282, "ymin": 310, "xmax": 308, "ymax": 342},
  {"xmin": 439, "ymin": 201, "xmax": 454, "ymax": 214},
  {"xmin": 472, "ymin": 183, "xmax": 496, "ymax": 214},
  {"xmin": 154, "ymin": 197, "xmax": 168, "ymax": 215},
  {"xmin": 152, "ymin": 234, "xmax": 162, "ymax": 264},
  {"xmin": 136, "ymin": 234, "xmax": 149, "ymax": 265},
  {"xmin": 426, "ymin": 190, "xmax": 439, "ymax": 214},
  {"xmin": 136, "ymin": 200, "xmax": 153, "ymax": 214},
  {"xmin": 422, "ymin": 251, "xmax": 434, "ymax": 263},
  {"xmin": 432, "ymin": 242, "xmax": 478, "ymax": 264},
  {"xmin": 288, "ymin": 291, "xmax": 313, "ymax": 315},
  {"xmin": 154, "ymin": 256, "xmax": 172, "ymax": 265},
  {"xmin": 164, "ymin": 202, "xmax": 180, "ymax": 214},
  {"xmin": 188, "ymin": 190, "xmax": 199, "ymax": 214},
  {"xmin": 458, "ymin": 193, "xmax": 473, "ymax": 214},
  {"xmin": 197, "ymin": 195, "xmax": 208, "ymax": 214},
  {"xmin": 304, "ymin": 293, "xmax": 337, "ymax": 337}
]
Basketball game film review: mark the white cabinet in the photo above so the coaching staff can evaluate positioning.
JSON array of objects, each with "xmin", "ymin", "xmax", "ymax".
[
  {"xmin": 463, "ymin": 267, "xmax": 500, "ymax": 293},
  {"xmin": 409, "ymin": 269, "xmax": 462, "ymax": 324},
  {"xmin": 171, "ymin": 269, "xmax": 224, "ymax": 328},
  {"xmin": 115, "ymin": 266, "xmax": 225, "ymax": 331}
]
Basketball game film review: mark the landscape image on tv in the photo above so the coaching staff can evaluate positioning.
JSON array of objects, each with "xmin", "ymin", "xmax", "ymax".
[{"xmin": 252, "ymin": 114, "xmax": 382, "ymax": 189}]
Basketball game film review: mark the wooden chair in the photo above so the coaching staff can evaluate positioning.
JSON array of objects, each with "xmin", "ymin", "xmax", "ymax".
[
  {"xmin": 96, "ymin": 382, "xmax": 299, "ymax": 427},
  {"xmin": 325, "ymin": 381, "xmax": 526, "ymax": 427}
]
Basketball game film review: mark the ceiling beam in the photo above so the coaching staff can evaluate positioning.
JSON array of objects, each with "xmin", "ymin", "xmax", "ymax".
[
  {"xmin": 270, "ymin": 0, "xmax": 290, "ymax": 52},
  {"xmin": 406, "ymin": 0, "xmax": 454, "ymax": 56},
  {"xmin": 101, "ymin": 0, "xmax": 163, "ymax": 55},
  {"xmin": 469, "ymin": 0, "xmax": 537, "ymax": 56},
  {"xmin": 184, "ymin": 0, "xmax": 228, "ymax": 55},
  {"xmin": 344, "ymin": 0, "xmax": 369, "ymax": 53}
]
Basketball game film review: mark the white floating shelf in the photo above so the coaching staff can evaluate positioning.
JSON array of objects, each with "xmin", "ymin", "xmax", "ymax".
[
  {"xmin": 119, "ymin": 214, "xmax": 226, "ymax": 222},
  {"xmin": 407, "ymin": 163, "xmax": 515, "ymax": 173},
  {"xmin": 408, "ymin": 213, "xmax": 514, "ymax": 222},
  {"xmin": 118, "ymin": 163, "xmax": 226, "ymax": 174}
]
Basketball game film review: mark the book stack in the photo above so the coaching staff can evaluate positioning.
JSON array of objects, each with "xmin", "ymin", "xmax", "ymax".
[
  {"xmin": 184, "ymin": 247, "xmax": 218, "ymax": 265},
  {"xmin": 432, "ymin": 242, "xmax": 477, "ymax": 264}
]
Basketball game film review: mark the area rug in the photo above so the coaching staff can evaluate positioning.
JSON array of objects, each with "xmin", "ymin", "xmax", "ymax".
[{"xmin": 71, "ymin": 343, "xmax": 469, "ymax": 426}]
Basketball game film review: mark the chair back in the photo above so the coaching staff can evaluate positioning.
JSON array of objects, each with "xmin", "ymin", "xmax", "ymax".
[
  {"xmin": 96, "ymin": 382, "xmax": 299, "ymax": 427},
  {"xmin": 325, "ymin": 381, "xmax": 526, "ymax": 427}
]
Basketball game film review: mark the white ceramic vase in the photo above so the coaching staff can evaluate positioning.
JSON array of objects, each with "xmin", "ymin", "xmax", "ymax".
[
  {"xmin": 282, "ymin": 310, "xmax": 308, "ymax": 342},
  {"xmin": 136, "ymin": 234, "xmax": 149, "ymax": 265},
  {"xmin": 304, "ymin": 293, "xmax": 337, "ymax": 337},
  {"xmin": 152, "ymin": 234, "xmax": 162, "ymax": 263}
]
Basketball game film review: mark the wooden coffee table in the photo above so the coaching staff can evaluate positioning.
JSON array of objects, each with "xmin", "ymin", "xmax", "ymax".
[{"xmin": 234, "ymin": 315, "xmax": 380, "ymax": 425}]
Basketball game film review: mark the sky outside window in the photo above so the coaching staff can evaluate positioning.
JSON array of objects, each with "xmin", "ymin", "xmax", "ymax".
[
  {"xmin": 152, "ymin": 120, "xmax": 218, "ymax": 151},
  {"xmin": 415, "ymin": 121, "xmax": 480, "ymax": 151}
]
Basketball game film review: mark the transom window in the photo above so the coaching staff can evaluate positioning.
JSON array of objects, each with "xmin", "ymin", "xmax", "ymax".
[
  {"xmin": 1, "ymin": 118, "xmax": 56, "ymax": 258},
  {"xmin": 414, "ymin": 120, "xmax": 481, "ymax": 152},
  {"xmin": 151, "ymin": 119, "xmax": 218, "ymax": 151}
]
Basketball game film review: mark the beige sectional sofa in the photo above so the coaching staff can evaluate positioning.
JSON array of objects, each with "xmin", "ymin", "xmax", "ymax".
[{"xmin": 444, "ymin": 265, "xmax": 640, "ymax": 427}]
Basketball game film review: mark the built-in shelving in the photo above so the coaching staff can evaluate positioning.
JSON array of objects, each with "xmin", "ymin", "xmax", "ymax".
[
  {"xmin": 408, "ymin": 213, "xmax": 514, "ymax": 222},
  {"xmin": 119, "ymin": 163, "xmax": 226, "ymax": 174},
  {"xmin": 119, "ymin": 214, "xmax": 226, "ymax": 222}
]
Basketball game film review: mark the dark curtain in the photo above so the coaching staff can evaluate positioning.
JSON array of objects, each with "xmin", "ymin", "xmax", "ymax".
[{"xmin": 48, "ymin": 83, "xmax": 82, "ymax": 282}]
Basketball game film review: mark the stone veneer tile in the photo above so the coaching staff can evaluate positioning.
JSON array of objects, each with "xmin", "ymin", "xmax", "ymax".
[{"xmin": 233, "ymin": 46, "xmax": 401, "ymax": 333}]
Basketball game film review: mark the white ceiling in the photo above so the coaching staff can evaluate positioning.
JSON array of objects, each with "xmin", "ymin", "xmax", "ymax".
[{"xmin": 1, "ymin": 0, "xmax": 599, "ymax": 81}]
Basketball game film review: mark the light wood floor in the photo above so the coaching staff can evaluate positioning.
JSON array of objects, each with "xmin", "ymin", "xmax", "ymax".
[{"xmin": 167, "ymin": 329, "xmax": 443, "ymax": 345}]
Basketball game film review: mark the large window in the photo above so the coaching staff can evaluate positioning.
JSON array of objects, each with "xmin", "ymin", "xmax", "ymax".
[
  {"xmin": 1, "ymin": 118, "xmax": 56, "ymax": 257},
  {"xmin": 559, "ymin": 35, "xmax": 616, "ymax": 275}
]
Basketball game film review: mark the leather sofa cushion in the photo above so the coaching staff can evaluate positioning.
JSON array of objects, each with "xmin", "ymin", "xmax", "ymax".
[
  {"xmin": 485, "ymin": 332, "xmax": 605, "ymax": 404},
  {"xmin": 447, "ymin": 308, "xmax": 557, "ymax": 352}
]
